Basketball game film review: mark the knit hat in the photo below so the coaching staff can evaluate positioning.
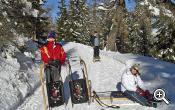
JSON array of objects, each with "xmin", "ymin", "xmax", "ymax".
[{"xmin": 48, "ymin": 31, "xmax": 56, "ymax": 39}]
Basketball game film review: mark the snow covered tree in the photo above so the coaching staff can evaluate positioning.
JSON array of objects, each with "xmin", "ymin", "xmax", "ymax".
[
  {"xmin": 126, "ymin": 4, "xmax": 152, "ymax": 55},
  {"xmin": 151, "ymin": 12, "xmax": 175, "ymax": 62},
  {"xmin": 57, "ymin": 0, "xmax": 68, "ymax": 39},
  {"xmin": 0, "ymin": 0, "xmax": 50, "ymax": 46},
  {"xmin": 57, "ymin": 0, "xmax": 90, "ymax": 44},
  {"xmin": 0, "ymin": 0, "xmax": 51, "ymax": 59}
]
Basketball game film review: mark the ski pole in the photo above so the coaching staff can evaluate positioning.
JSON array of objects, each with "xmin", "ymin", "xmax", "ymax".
[{"xmin": 40, "ymin": 63, "xmax": 48, "ymax": 110}]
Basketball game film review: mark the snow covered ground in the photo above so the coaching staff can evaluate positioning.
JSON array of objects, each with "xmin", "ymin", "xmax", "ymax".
[{"xmin": 1, "ymin": 42, "xmax": 175, "ymax": 110}]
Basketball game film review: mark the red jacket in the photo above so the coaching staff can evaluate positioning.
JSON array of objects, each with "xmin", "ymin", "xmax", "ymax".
[{"xmin": 40, "ymin": 41, "xmax": 66, "ymax": 64}]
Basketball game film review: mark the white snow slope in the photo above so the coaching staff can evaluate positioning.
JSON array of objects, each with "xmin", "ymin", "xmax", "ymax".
[{"xmin": 1, "ymin": 42, "xmax": 175, "ymax": 110}]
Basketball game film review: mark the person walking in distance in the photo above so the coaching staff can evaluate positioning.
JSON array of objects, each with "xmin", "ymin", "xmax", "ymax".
[{"xmin": 93, "ymin": 31, "xmax": 100, "ymax": 61}]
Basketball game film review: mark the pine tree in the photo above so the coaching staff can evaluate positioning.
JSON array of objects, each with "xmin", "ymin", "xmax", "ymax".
[
  {"xmin": 0, "ymin": 0, "xmax": 50, "ymax": 45},
  {"xmin": 57, "ymin": 0, "xmax": 68, "ymax": 40},
  {"xmin": 151, "ymin": 11, "xmax": 175, "ymax": 62},
  {"xmin": 57, "ymin": 0, "xmax": 90, "ymax": 44},
  {"xmin": 126, "ymin": 4, "xmax": 152, "ymax": 55}
]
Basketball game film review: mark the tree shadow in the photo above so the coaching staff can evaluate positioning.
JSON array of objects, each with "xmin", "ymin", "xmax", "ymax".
[
  {"xmin": 116, "ymin": 82, "xmax": 122, "ymax": 91},
  {"xmin": 63, "ymin": 70, "xmax": 80, "ymax": 105},
  {"xmin": 63, "ymin": 75, "xmax": 71, "ymax": 105},
  {"xmin": 14, "ymin": 52, "xmax": 34, "ymax": 72},
  {"xmin": 66, "ymin": 48, "xmax": 77, "ymax": 57},
  {"xmin": 70, "ymin": 71, "xmax": 79, "ymax": 80}
]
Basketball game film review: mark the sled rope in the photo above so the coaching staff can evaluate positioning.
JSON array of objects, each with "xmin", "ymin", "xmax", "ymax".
[
  {"xmin": 92, "ymin": 91, "xmax": 120, "ymax": 109},
  {"xmin": 40, "ymin": 63, "xmax": 48, "ymax": 110}
]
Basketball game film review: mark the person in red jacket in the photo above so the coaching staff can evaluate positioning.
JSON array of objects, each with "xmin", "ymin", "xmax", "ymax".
[{"xmin": 40, "ymin": 31, "xmax": 66, "ymax": 83}]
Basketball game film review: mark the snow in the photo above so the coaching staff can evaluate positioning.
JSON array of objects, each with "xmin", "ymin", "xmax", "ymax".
[
  {"xmin": 162, "ymin": 7, "xmax": 174, "ymax": 18},
  {"xmin": 140, "ymin": 0, "xmax": 175, "ymax": 19},
  {"xmin": 24, "ymin": 52, "xmax": 33, "ymax": 58},
  {"xmin": 6, "ymin": 18, "xmax": 10, "ymax": 22},
  {"xmin": 14, "ymin": 35, "xmax": 29, "ymax": 47},
  {"xmin": 23, "ymin": 11, "xmax": 26, "ymax": 16},
  {"xmin": 5, "ymin": 0, "xmax": 9, "ymax": 4},
  {"xmin": 140, "ymin": 0, "xmax": 160, "ymax": 16},
  {"xmin": 39, "ymin": 0, "xmax": 44, "ymax": 5},
  {"xmin": 23, "ymin": 0, "xmax": 32, "ymax": 10},
  {"xmin": 2, "ymin": 11, "xmax": 7, "ymax": 17},
  {"xmin": 0, "ymin": 56, "xmax": 40, "ymax": 110},
  {"xmin": 152, "ymin": 28, "xmax": 159, "ymax": 36},
  {"xmin": 21, "ymin": 0, "xmax": 39, "ymax": 17},
  {"xmin": 1, "ymin": 42, "xmax": 175, "ymax": 110},
  {"xmin": 110, "ymin": 0, "xmax": 115, "ymax": 2},
  {"xmin": 32, "ymin": 9, "xmax": 39, "ymax": 18},
  {"xmin": 15, "ymin": 22, "xmax": 17, "ymax": 25},
  {"xmin": 0, "ymin": 39, "xmax": 41, "ymax": 110},
  {"xmin": 150, "ymin": 6, "xmax": 160, "ymax": 16},
  {"xmin": 97, "ymin": 6, "xmax": 110, "ymax": 11}
]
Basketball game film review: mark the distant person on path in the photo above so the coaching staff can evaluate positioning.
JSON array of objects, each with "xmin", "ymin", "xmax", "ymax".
[
  {"xmin": 92, "ymin": 31, "xmax": 100, "ymax": 61},
  {"xmin": 121, "ymin": 63, "xmax": 157, "ymax": 107}
]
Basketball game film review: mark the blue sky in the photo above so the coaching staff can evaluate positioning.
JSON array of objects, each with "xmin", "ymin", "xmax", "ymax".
[
  {"xmin": 171, "ymin": 0, "xmax": 175, "ymax": 4},
  {"xmin": 125, "ymin": 0, "xmax": 136, "ymax": 12},
  {"xmin": 43, "ymin": 0, "xmax": 59, "ymax": 21}
]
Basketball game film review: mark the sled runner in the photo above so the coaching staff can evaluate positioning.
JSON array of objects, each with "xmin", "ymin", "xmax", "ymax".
[
  {"xmin": 80, "ymin": 58, "xmax": 92, "ymax": 104},
  {"xmin": 40, "ymin": 62, "xmax": 65, "ymax": 110},
  {"xmin": 67, "ymin": 57, "xmax": 91, "ymax": 107},
  {"xmin": 94, "ymin": 91, "xmax": 129, "ymax": 102},
  {"xmin": 92, "ymin": 91, "xmax": 160, "ymax": 108},
  {"xmin": 93, "ymin": 57, "xmax": 100, "ymax": 62},
  {"xmin": 92, "ymin": 91, "xmax": 120, "ymax": 109},
  {"xmin": 40, "ymin": 63, "xmax": 48, "ymax": 110},
  {"xmin": 45, "ymin": 64, "xmax": 65, "ymax": 108}
]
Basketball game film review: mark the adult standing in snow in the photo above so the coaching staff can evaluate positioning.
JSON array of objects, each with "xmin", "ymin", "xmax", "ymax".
[
  {"xmin": 40, "ymin": 31, "xmax": 66, "ymax": 83},
  {"xmin": 121, "ymin": 63, "xmax": 155, "ymax": 107},
  {"xmin": 92, "ymin": 31, "xmax": 100, "ymax": 60}
]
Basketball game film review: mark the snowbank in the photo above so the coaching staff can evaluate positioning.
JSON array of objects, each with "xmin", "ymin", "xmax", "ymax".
[{"xmin": 0, "ymin": 39, "xmax": 41, "ymax": 110}]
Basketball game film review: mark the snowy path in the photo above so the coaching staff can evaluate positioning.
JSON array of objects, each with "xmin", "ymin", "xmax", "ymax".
[{"xmin": 16, "ymin": 43, "xmax": 175, "ymax": 110}]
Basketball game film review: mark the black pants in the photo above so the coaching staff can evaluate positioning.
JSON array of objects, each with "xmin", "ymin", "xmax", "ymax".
[
  {"xmin": 124, "ymin": 90, "xmax": 150, "ymax": 106},
  {"xmin": 44, "ymin": 60, "xmax": 61, "ymax": 83},
  {"xmin": 93, "ymin": 46, "xmax": 99, "ymax": 58}
]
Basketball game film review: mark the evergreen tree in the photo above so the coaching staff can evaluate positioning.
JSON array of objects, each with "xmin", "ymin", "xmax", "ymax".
[
  {"xmin": 151, "ymin": 12, "xmax": 175, "ymax": 62},
  {"xmin": 57, "ymin": 0, "xmax": 89, "ymax": 44},
  {"xmin": 57, "ymin": 0, "xmax": 68, "ymax": 40},
  {"xmin": 0, "ymin": 0, "xmax": 50, "ymax": 46},
  {"xmin": 126, "ymin": 4, "xmax": 152, "ymax": 55}
]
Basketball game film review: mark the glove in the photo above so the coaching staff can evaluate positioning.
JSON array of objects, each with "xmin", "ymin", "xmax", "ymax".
[
  {"xmin": 145, "ymin": 90, "xmax": 153, "ymax": 101},
  {"xmin": 48, "ymin": 60, "xmax": 61, "ymax": 67},
  {"xmin": 136, "ymin": 86, "xmax": 145, "ymax": 96}
]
